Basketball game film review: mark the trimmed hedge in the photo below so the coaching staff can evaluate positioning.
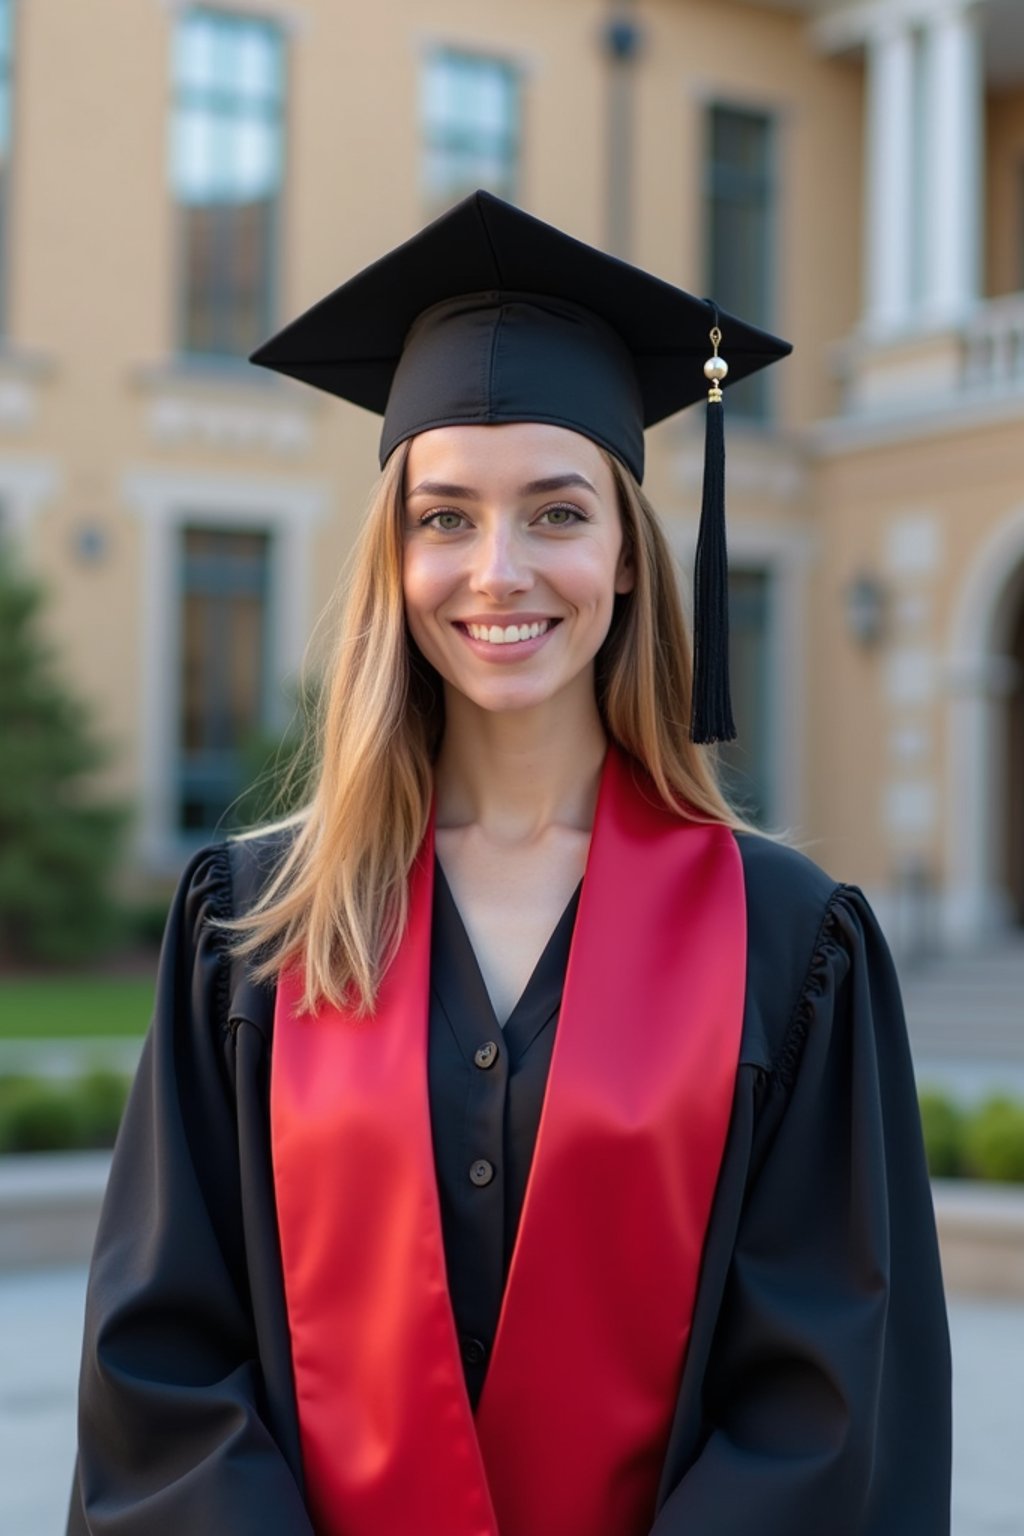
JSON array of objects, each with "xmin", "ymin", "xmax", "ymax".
[
  {"xmin": 1, "ymin": 1074, "xmax": 1023, "ymax": 1180},
  {"xmin": 0, "ymin": 1070, "xmax": 130, "ymax": 1153},
  {"xmin": 919, "ymin": 1089, "xmax": 1024, "ymax": 1184}
]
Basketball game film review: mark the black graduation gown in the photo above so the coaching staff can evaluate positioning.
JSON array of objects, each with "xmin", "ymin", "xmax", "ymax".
[{"xmin": 67, "ymin": 828, "xmax": 952, "ymax": 1535}]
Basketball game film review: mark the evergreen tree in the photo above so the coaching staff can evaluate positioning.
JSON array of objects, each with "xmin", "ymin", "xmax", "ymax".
[{"xmin": 0, "ymin": 552, "xmax": 126, "ymax": 965}]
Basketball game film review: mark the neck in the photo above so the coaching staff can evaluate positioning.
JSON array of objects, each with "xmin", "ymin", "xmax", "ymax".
[{"xmin": 434, "ymin": 686, "xmax": 608, "ymax": 844}]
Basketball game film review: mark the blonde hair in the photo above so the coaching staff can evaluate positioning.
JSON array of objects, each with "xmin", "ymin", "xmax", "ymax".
[{"xmin": 229, "ymin": 441, "xmax": 747, "ymax": 1013}]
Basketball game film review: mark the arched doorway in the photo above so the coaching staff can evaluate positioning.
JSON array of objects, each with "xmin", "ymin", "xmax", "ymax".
[
  {"xmin": 1006, "ymin": 577, "xmax": 1024, "ymax": 924},
  {"xmin": 947, "ymin": 513, "xmax": 1024, "ymax": 946}
]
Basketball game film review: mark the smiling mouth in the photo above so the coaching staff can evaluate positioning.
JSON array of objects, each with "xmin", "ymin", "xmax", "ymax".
[{"xmin": 459, "ymin": 619, "xmax": 558, "ymax": 646}]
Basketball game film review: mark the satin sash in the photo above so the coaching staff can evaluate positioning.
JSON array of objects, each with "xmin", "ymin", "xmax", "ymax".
[{"xmin": 272, "ymin": 745, "xmax": 746, "ymax": 1536}]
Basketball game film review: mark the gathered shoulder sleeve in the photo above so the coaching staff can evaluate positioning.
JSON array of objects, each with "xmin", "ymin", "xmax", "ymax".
[
  {"xmin": 68, "ymin": 844, "xmax": 313, "ymax": 1536},
  {"xmin": 651, "ymin": 880, "xmax": 952, "ymax": 1535}
]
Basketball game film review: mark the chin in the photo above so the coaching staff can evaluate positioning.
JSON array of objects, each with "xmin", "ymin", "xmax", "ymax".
[{"xmin": 457, "ymin": 682, "xmax": 556, "ymax": 714}]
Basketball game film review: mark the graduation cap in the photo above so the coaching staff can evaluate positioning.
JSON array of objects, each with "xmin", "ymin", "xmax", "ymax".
[{"xmin": 250, "ymin": 191, "xmax": 791, "ymax": 744}]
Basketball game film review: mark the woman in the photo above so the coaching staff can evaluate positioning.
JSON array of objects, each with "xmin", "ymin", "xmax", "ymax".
[{"xmin": 69, "ymin": 193, "xmax": 951, "ymax": 1536}]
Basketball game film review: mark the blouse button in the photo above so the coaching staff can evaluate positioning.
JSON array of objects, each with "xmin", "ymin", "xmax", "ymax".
[
  {"xmin": 469, "ymin": 1158, "xmax": 495, "ymax": 1186},
  {"xmin": 461, "ymin": 1336, "xmax": 488, "ymax": 1366},
  {"xmin": 474, "ymin": 1041, "xmax": 499, "ymax": 1070}
]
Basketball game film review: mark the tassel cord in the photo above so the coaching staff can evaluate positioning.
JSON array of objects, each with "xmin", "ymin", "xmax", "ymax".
[{"xmin": 690, "ymin": 395, "xmax": 735, "ymax": 745}]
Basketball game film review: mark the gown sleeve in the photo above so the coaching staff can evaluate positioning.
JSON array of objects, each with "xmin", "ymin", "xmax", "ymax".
[
  {"xmin": 67, "ymin": 846, "xmax": 313, "ymax": 1536},
  {"xmin": 649, "ymin": 885, "xmax": 952, "ymax": 1536}
]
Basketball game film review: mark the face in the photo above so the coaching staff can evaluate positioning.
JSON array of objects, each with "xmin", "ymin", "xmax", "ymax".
[{"xmin": 402, "ymin": 422, "xmax": 633, "ymax": 718}]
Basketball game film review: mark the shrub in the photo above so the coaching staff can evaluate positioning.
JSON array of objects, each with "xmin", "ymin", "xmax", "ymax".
[
  {"xmin": 122, "ymin": 894, "xmax": 173, "ymax": 950},
  {"xmin": 0, "ymin": 1079, "xmax": 87, "ymax": 1153},
  {"xmin": 77, "ymin": 1069, "xmax": 131, "ymax": 1147},
  {"xmin": 0, "ymin": 1071, "xmax": 130, "ymax": 1153},
  {"xmin": 918, "ymin": 1089, "xmax": 967, "ymax": 1178},
  {"xmin": 963, "ymin": 1097, "xmax": 1024, "ymax": 1184}
]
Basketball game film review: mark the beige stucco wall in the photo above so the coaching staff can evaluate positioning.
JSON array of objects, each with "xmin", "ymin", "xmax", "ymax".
[
  {"xmin": 1, "ymin": 0, "xmax": 1023, "ymax": 934},
  {"xmin": 810, "ymin": 412, "xmax": 1024, "ymax": 897}
]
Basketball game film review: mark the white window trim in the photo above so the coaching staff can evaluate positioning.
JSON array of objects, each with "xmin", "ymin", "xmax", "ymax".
[
  {"xmin": 412, "ymin": 32, "xmax": 539, "ymax": 76},
  {"xmin": 122, "ymin": 466, "xmax": 328, "ymax": 871},
  {"xmin": 0, "ymin": 459, "xmax": 60, "ymax": 556},
  {"xmin": 157, "ymin": 0, "xmax": 309, "ymax": 36}
]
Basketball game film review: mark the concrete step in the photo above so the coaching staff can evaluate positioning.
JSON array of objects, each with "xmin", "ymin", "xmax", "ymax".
[{"xmin": 1, "ymin": 1152, "xmax": 1022, "ymax": 1300}]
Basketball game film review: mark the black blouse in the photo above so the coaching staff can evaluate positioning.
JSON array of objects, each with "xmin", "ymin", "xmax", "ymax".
[{"xmin": 427, "ymin": 862, "xmax": 580, "ymax": 1407}]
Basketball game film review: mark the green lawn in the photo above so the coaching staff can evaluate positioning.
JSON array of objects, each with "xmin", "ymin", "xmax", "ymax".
[{"xmin": 0, "ymin": 977, "xmax": 154, "ymax": 1038}]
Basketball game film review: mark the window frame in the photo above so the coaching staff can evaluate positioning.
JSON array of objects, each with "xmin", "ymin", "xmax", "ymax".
[
  {"xmin": 177, "ymin": 522, "xmax": 274, "ymax": 841},
  {"xmin": 169, "ymin": 5, "xmax": 289, "ymax": 363},
  {"xmin": 420, "ymin": 45, "xmax": 523, "ymax": 217},
  {"xmin": 702, "ymin": 99, "xmax": 779, "ymax": 424},
  {"xmin": 123, "ymin": 467, "xmax": 325, "ymax": 872}
]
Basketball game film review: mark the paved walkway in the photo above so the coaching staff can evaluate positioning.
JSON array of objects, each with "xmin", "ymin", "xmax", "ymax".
[{"xmin": 0, "ymin": 1265, "xmax": 1020, "ymax": 1535}]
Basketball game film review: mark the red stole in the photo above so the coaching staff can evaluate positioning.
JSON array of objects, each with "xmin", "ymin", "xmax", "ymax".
[{"xmin": 271, "ymin": 746, "xmax": 746, "ymax": 1536}]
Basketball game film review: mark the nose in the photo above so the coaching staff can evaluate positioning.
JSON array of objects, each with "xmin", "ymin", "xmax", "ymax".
[{"xmin": 469, "ymin": 524, "xmax": 533, "ymax": 599}]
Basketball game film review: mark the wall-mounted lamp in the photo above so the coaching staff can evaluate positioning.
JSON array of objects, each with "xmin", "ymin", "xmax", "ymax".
[
  {"xmin": 73, "ymin": 525, "xmax": 108, "ymax": 565},
  {"xmin": 602, "ymin": 14, "xmax": 643, "ymax": 62},
  {"xmin": 843, "ymin": 572, "xmax": 887, "ymax": 648}
]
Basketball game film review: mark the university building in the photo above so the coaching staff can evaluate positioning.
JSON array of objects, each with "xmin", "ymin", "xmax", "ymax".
[{"xmin": 1, "ymin": 0, "xmax": 1023, "ymax": 949}]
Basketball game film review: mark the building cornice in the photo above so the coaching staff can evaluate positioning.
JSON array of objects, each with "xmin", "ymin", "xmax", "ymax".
[{"xmin": 810, "ymin": 387, "xmax": 1024, "ymax": 456}]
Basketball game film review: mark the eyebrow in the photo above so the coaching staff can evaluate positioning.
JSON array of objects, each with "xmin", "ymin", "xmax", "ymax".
[{"xmin": 406, "ymin": 472, "xmax": 598, "ymax": 500}]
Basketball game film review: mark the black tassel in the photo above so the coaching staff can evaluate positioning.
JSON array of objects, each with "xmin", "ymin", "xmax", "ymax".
[{"xmin": 690, "ymin": 387, "xmax": 736, "ymax": 744}]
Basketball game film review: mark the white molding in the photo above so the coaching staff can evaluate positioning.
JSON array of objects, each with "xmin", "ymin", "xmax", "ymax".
[
  {"xmin": 814, "ymin": 0, "xmax": 989, "ymax": 55},
  {"xmin": 145, "ymin": 394, "xmax": 314, "ymax": 456},
  {"xmin": 121, "ymin": 466, "xmax": 329, "ymax": 870},
  {"xmin": 0, "ymin": 378, "xmax": 38, "ymax": 433},
  {"xmin": 680, "ymin": 73, "xmax": 799, "ymax": 121},
  {"xmin": 156, "ymin": 0, "xmax": 310, "ymax": 35},
  {"xmin": 810, "ymin": 384, "xmax": 1024, "ymax": 456},
  {"xmin": 943, "ymin": 502, "xmax": 1024, "ymax": 945},
  {"xmin": 411, "ymin": 30, "xmax": 542, "ymax": 75},
  {"xmin": 0, "ymin": 459, "xmax": 61, "ymax": 555}
]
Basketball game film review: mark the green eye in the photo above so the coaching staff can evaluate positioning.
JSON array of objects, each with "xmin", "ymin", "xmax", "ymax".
[
  {"xmin": 429, "ymin": 510, "xmax": 465, "ymax": 530},
  {"xmin": 540, "ymin": 504, "xmax": 582, "ymax": 526}
]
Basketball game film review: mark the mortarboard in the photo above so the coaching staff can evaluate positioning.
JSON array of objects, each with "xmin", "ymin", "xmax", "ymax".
[{"xmin": 250, "ymin": 191, "xmax": 792, "ymax": 743}]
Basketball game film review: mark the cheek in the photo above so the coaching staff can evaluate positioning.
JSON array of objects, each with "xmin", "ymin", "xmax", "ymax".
[
  {"xmin": 553, "ymin": 543, "xmax": 624, "ymax": 613},
  {"xmin": 402, "ymin": 548, "xmax": 443, "ymax": 616},
  {"xmin": 402, "ymin": 550, "xmax": 458, "ymax": 659}
]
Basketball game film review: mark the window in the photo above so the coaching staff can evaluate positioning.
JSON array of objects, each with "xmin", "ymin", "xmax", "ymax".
[
  {"xmin": 179, "ymin": 526, "xmax": 271, "ymax": 835},
  {"xmin": 717, "ymin": 567, "xmax": 775, "ymax": 826},
  {"xmin": 421, "ymin": 49, "xmax": 520, "ymax": 215},
  {"xmin": 170, "ymin": 9, "xmax": 286, "ymax": 358},
  {"xmin": 704, "ymin": 105, "xmax": 776, "ymax": 420},
  {"xmin": 0, "ymin": 0, "xmax": 14, "ymax": 330}
]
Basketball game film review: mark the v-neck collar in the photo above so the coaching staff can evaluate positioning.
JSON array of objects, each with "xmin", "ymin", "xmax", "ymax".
[{"xmin": 431, "ymin": 858, "xmax": 582, "ymax": 1063}]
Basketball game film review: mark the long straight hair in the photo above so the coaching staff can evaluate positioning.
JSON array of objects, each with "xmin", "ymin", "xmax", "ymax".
[{"xmin": 228, "ymin": 440, "xmax": 747, "ymax": 1013}]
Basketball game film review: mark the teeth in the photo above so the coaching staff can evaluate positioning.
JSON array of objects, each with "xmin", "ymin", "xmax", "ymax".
[{"xmin": 466, "ymin": 620, "xmax": 551, "ymax": 645}]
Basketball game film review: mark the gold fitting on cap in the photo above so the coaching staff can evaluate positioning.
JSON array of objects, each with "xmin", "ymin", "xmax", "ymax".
[{"xmin": 704, "ymin": 325, "xmax": 728, "ymax": 403}]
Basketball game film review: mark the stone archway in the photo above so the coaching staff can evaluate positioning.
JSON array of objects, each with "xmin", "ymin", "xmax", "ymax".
[
  {"xmin": 946, "ymin": 511, "xmax": 1024, "ymax": 944},
  {"xmin": 1005, "ymin": 577, "xmax": 1024, "ymax": 922}
]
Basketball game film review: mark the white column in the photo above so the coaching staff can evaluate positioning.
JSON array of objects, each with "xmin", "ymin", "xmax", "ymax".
[
  {"xmin": 921, "ymin": 2, "xmax": 983, "ymax": 325},
  {"xmin": 863, "ymin": 21, "xmax": 916, "ymax": 335}
]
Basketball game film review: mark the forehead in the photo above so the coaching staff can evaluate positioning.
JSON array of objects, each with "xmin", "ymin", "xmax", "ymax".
[{"xmin": 404, "ymin": 422, "xmax": 613, "ymax": 495}]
